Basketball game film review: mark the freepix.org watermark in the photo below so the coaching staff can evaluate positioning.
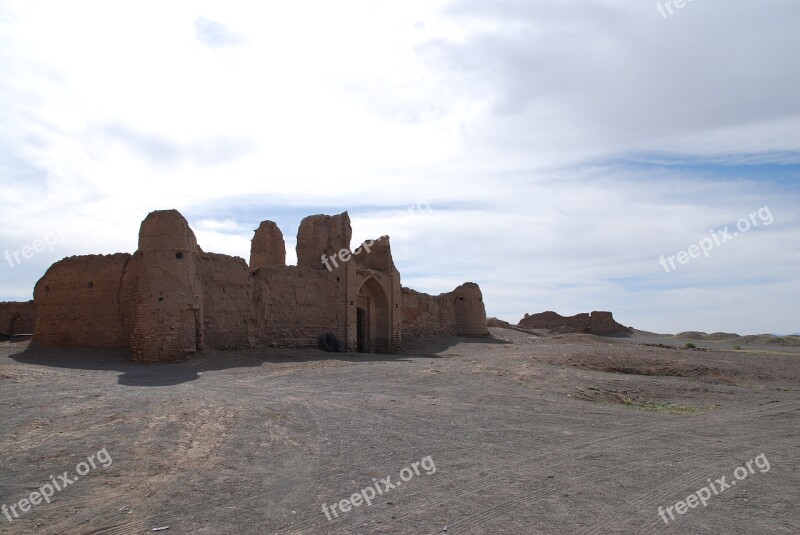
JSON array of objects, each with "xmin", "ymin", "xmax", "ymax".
[
  {"xmin": 407, "ymin": 199, "xmax": 431, "ymax": 216},
  {"xmin": 320, "ymin": 199, "xmax": 431, "ymax": 272},
  {"xmin": 657, "ymin": 453, "xmax": 771, "ymax": 525},
  {"xmin": 659, "ymin": 205, "xmax": 773, "ymax": 273},
  {"xmin": 656, "ymin": 0, "xmax": 698, "ymax": 20},
  {"xmin": 321, "ymin": 455, "xmax": 436, "ymax": 522},
  {"xmin": 3, "ymin": 231, "xmax": 61, "ymax": 269},
  {"xmin": 321, "ymin": 239, "xmax": 375, "ymax": 272},
  {"xmin": 1, "ymin": 447, "xmax": 113, "ymax": 523}
]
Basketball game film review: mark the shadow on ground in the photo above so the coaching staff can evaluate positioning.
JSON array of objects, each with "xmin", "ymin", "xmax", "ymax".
[{"xmin": 5, "ymin": 333, "xmax": 509, "ymax": 387}]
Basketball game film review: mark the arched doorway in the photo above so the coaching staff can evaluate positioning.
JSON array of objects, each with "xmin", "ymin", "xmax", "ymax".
[
  {"xmin": 356, "ymin": 278, "xmax": 391, "ymax": 353},
  {"xmin": 356, "ymin": 306, "xmax": 368, "ymax": 352}
]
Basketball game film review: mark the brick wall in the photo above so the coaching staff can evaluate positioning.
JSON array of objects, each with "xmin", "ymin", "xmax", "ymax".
[
  {"xmin": 401, "ymin": 287, "xmax": 456, "ymax": 344},
  {"xmin": 0, "ymin": 301, "xmax": 36, "ymax": 335},
  {"xmin": 200, "ymin": 253, "xmax": 252, "ymax": 349},
  {"xmin": 251, "ymin": 266, "xmax": 346, "ymax": 349},
  {"xmin": 32, "ymin": 254, "xmax": 133, "ymax": 348},
  {"xmin": 129, "ymin": 211, "xmax": 203, "ymax": 363},
  {"xmin": 401, "ymin": 283, "xmax": 488, "ymax": 347}
]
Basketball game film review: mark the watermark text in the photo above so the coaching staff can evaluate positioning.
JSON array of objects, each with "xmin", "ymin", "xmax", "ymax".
[
  {"xmin": 2, "ymin": 447, "xmax": 112, "ymax": 523},
  {"xmin": 657, "ymin": 0, "xmax": 698, "ymax": 20},
  {"xmin": 657, "ymin": 453, "xmax": 770, "ymax": 525},
  {"xmin": 4, "ymin": 232, "xmax": 61, "ymax": 269},
  {"xmin": 322, "ymin": 455, "xmax": 436, "ymax": 521},
  {"xmin": 659, "ymin": 205, "xmax": 773, "ymax": 273}
]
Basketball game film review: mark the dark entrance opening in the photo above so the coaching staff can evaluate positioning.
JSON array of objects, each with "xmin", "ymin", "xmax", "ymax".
[
  {"xmin": 357, "ymin": 307, "xmax": 368, "ymax": 352},
  {"xmin": 356, "ymin": 278, "xmax": 391, "ymax": 353}
]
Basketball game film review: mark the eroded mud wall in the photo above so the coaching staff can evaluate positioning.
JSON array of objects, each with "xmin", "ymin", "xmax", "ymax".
[
  {"xmin": 200, "ymin": 253, "xmax": 252, "ymax": 349},
  {"xmin": 32, "ymin": 254, "xmax": 134, "ymax": 347},
  {"xmin": 129, "ymin": 210, "xmax": 203, "ymax": 362},
  {"xmin": 0, "ymin": 301, "xmax": 36, "ymax": 335}
]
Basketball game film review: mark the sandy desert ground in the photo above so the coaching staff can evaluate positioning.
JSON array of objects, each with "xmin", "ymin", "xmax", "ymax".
[{"xmin": 1, "ymin": 328, "xmax": 798, "ymax": 534}]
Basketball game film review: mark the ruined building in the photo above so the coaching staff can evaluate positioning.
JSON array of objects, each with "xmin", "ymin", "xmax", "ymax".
[
  {"xmin": 30, "ymin": 210, "xmax": 487, "ymax": 362},
  {"xmin": 0, "ymin": 300, "xmax": 36, "ymax": 339},
  {"xmin": 518, "ymin": 310, "xmax": 629, "ymax": 335}
]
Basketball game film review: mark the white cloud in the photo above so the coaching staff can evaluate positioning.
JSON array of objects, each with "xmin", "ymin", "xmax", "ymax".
[{"xmin": 0, "ymin": 0, "xmax": 798, "ymax": 334}]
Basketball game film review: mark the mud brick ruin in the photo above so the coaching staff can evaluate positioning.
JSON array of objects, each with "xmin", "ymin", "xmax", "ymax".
[
  {"xmin": 518, "ymin": 311, "xmax": 629, "ymax": 335},
  {"xmin": 28, "ymin": 210, "xmax": 487, "ymax": 362},
  {"xmin": 0, "ymin": 300, "xmax": 36, "ymax": 340}
]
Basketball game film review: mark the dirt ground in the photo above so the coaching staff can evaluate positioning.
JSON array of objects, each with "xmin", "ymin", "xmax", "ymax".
[{"xmin": 1, "ymin": 328, "xmax": 798, "ymax": 534}]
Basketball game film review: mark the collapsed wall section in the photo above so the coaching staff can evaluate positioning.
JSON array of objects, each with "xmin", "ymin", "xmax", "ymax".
[
  {"xmin": 250, "ymin": 220, "xmax": 286, "ymax": 269},
  {"xmin": 518, "ymin": 310, "xmax": 628, "ymax": 335},
  {"xmin": 401, "ymin": 288, "xmax": 455, "ymax": 343},
  {"xmin": 251, "ymin": 266, "xmax": 346, "ymax": 349},
  {"xmin": 589, "ymin": 311, "xmax": 629, "ymax": 335},
  {"xmin": 32, "ymin": 254, "xmax": 134, "ymax": 348},
  {"xmin": 200, "ymin": 253, "xmax": 252, "ymax": 349},
  {"xmin": 296, "ymin": 212, "xmax": 352, "ymax": 270},
  {"xmin": 355, "ymin": 236, "xmax": 395, "ymax": 272},
  {"xmin": 0, "ymin": 301, "xmax": 36, "ymax": 335},
  {"xmin": 519, "ymin": 311, "xmax": 590, "ymax": 331},
  {"xmin": 401, "ymin": 282, "xmax": 488, "ymax": 346}
]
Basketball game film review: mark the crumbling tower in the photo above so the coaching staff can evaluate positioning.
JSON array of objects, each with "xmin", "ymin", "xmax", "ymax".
[
  {"xmin": 130, "ymin": 210, "xmax": 204, "ymax": 362},
  {"xmin": 453, "ymin": 282, "xmax": 488, "ymax": 337},
  {"xmin": 249, "ymin": 221, "xmax": 286, "ymax": 270},
  {"xmin": 296, "ymin": 213, "xmax": 352, "ymax": 270}
]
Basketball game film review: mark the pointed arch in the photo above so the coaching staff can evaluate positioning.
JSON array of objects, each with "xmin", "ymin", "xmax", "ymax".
[{"xmin": 356, "ymin": 277, "xmax": 391, "ymax": 352}]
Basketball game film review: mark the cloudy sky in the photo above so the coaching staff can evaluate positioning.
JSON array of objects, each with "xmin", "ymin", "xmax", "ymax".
[{"xmin": 1, "ymin": 0, "xmax": 798, "ymax": 334}]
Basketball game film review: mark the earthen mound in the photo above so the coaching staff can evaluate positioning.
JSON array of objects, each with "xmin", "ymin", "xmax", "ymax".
[
  {"xmin": 706, "ymin": 332, "xmax": 740, "ymax": 340},
  {"xmin": 675, "ymin": 331, "xmax": 708, "ymax": 340}
]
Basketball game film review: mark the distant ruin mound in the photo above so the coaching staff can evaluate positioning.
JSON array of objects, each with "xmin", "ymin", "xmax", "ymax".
[
  {"xmin": 517, "ymin": 310, "xmax": 630, "ymax": 336},
  {"xmin": 675, "ymin": 331, "xmax": 709, "ymax": 340},
  {"xmin": 706, "ymin": 332, "xmax": 741, "ymax": 341},
  {"xmin": 487, "ymin": 317, "xmax": 514, "ymax": 329},
  {"xmin": 736, "ymin": 334, "xmax": 800, "ymax": 347},
  {"xmin": 672, "ymin": 332, "xmax": 800, "ymax": 347},
  {"xmin": 487, "ymin": 317, "xmax": 539, "ymax": 335}
]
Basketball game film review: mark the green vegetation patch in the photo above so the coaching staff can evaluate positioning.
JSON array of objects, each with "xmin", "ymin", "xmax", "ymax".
[{"xmin": 622, "ymin": 398, "xmax": 707, "ymax": 415}]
